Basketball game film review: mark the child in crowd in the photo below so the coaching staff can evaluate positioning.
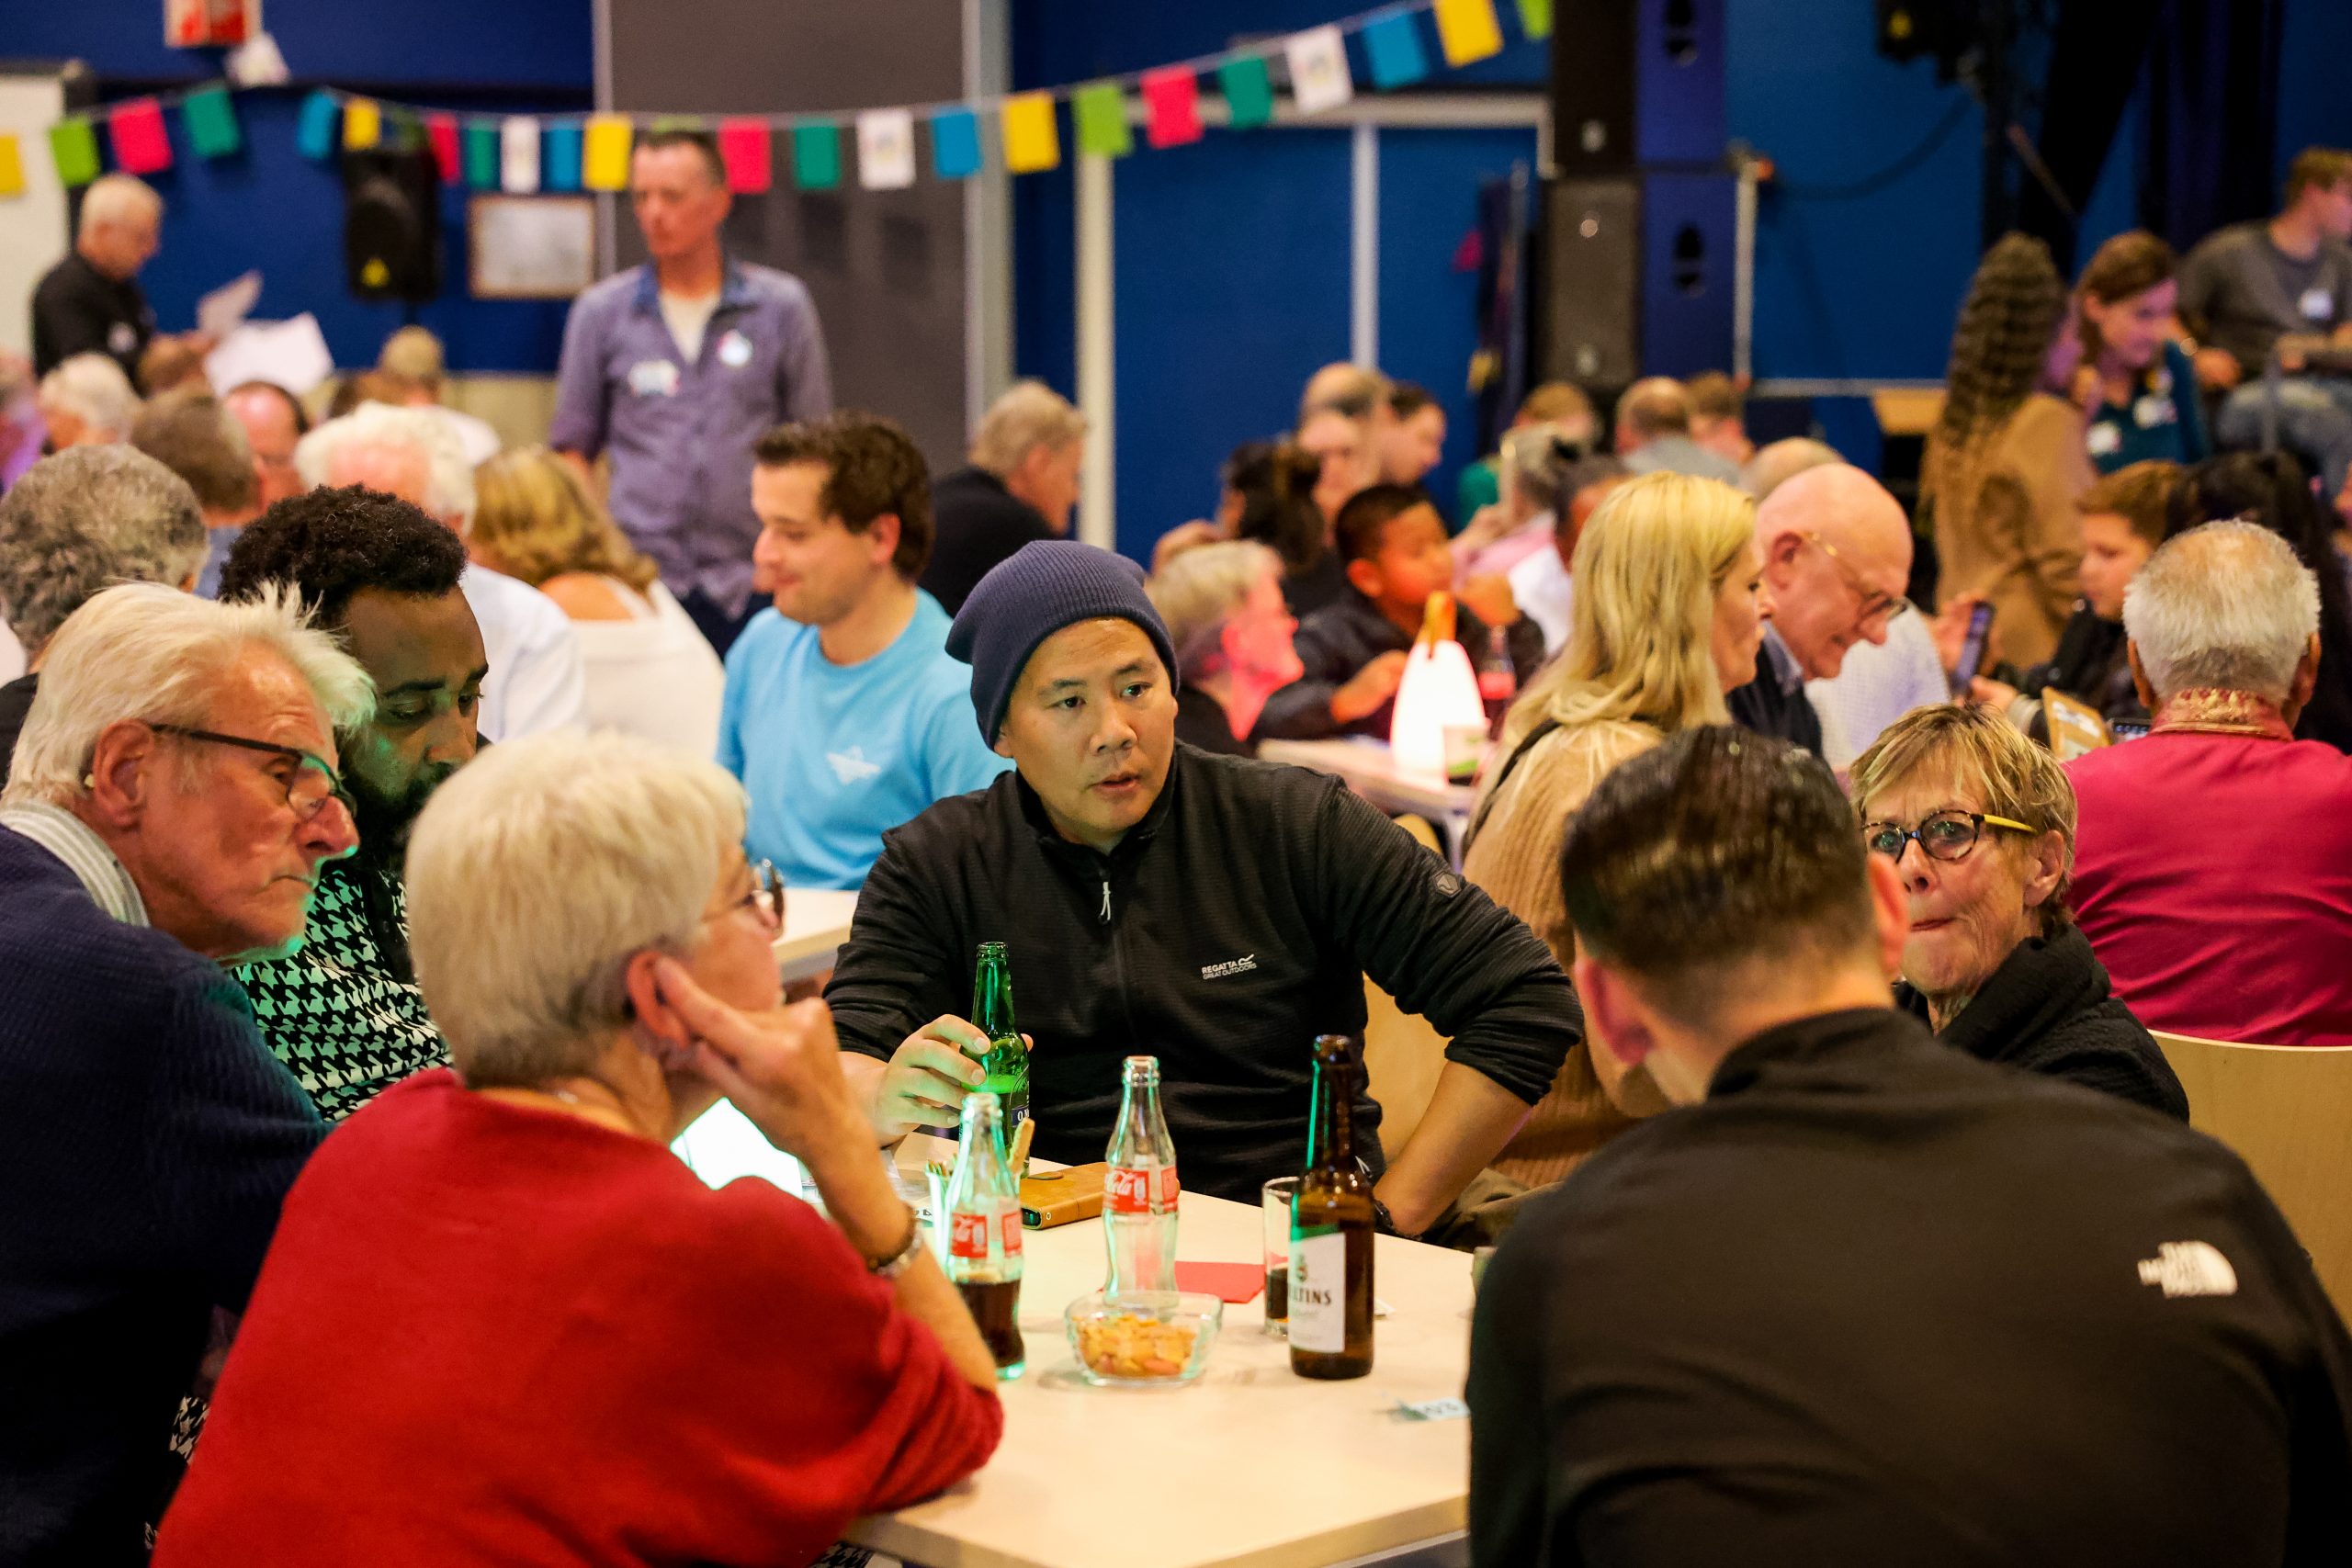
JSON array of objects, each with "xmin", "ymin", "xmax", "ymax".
[
  {"xmin": 1254, "ymin": 484, "xmax": 1544, "ymax": 741},
  {"xmin": 1972, "ymin": 459, "xmax": 2177, "ymax": 740}
]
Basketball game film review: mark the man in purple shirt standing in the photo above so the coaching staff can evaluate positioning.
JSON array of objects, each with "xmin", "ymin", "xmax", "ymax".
[{"xmin": 550, "ymin": 129, "xmax": 832, "ymax": 653}]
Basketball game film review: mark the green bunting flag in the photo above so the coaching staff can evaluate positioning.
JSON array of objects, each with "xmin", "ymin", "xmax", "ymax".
[
  {"xmin": 48, "ymin": 119, "xmax": 100, "ymax": 186},
  {"xmin": 183, "ymin": 86, "xmax": 243, "ymax": 158},
  {"xmin": 1217, "ymin": 55, "xmax": 1276, "ymax": 130},
  {"xmin": 791, "ymin": 123, "xmax": 842, "ymax": 190},
  {"xmin": 1071, "ymin": 82, "xmax": 1132, "ymax": 159}
]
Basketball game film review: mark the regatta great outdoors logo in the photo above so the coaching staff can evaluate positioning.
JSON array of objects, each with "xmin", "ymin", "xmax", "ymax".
[
  {"xmin": 1200, "ymin": 954, "xmax": 1258, "ymax": 981},
  {"xmin": 2136, "ymin": 1240, "xmax": 2238, "ymax": 1299}
]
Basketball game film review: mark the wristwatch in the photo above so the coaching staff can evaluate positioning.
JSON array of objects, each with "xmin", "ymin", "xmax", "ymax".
[
  {"xmin": 1371, "ymin": 1196, "xmax": 1400, "ymax": 1237},
  {"xmin": 865, "ymin": 1208, "xmax": 925, "ymax": 1280}
]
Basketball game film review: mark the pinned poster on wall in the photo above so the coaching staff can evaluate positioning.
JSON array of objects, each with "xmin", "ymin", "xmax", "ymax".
[{"xmin": 166, "ymin": 0, "xmax": 257, "ymax": 49}]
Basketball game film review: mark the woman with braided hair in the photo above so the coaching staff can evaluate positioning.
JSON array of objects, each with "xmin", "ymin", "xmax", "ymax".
[{"xmin": 1923, "ymin": 232, "xmax": 2098, "ymax": 667}]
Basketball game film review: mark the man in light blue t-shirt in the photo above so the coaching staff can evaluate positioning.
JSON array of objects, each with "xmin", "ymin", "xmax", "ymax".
[{"xmin": 718, "ymin": 413, "xmax": 1011, "ymax": 888}]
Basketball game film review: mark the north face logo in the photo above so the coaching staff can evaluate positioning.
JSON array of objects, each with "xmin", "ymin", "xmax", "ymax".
[
  {"xmin": 1200, "ymin": 954, "xmax": 1258, "ymax": 981},
  {"xmin": 2137, "ymin": 1240, "xmax": 2238, "ymax": 1299}
]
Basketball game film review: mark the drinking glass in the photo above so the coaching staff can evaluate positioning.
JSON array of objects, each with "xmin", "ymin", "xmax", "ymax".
[{"xmin": 1261, "ymin": 1176, "xmax": 1300, "ymax": 1337}]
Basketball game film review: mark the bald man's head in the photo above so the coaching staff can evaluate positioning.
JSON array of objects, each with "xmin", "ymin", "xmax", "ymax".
[
  {"xmin": 1753, "ymin": 463, "xmax": 1913, "ymax": 680},
  {"xmin": 1613, "ymin": 378, "xmax": 1692, "ymax": 453}
]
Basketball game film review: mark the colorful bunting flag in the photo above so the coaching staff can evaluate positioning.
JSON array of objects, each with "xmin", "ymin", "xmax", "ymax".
[
  {"xmin": 1140, "ymin": 68, "xmax": 1204, "ymax": 149},
  {"xmin": 544, "ymin": 123, "xmax": 582, "ymax": 191},
  {"xmin": 583, "ymin": 115, "xmax": 633, "ymax": 191},
  {"xmin": 1071, "ymin": 82, "xmax": 1132, "ymax": 159},
  {"xmin": 500, "ymin": 116, "xmax": 540, "ymax": 194},
  {"xmin": 49, "ymin": 120, "xmax": 100, "ymax": 186},
  {"xmin": 1285, "ymin": 27, "xmax": 1355, "ymax": 116},
  {"xmin": 0, "ymin": 136, "xmax": 23, "ymax": 199},
  {"xmin": 109, "ymin": 98, "xmax": 173, "ymax": 175},
  {"xmin": 1217, "ymin": 55, "xmax": 1276, "ymax": 130},
  {"xmin": 295, "ymin": 91, "xmax": 338, "ymax": 162},
  {"xmin": 1363, "ymin": 14, "xmax": 1430, "ymax": 90},
  {"xmin": 791, "ymin": 124, "xmax": 841, "ymax": 190},
  {"xmin": 855, "ymin": 109, "xmax": 916, "ymax": 190},
  {"xmin": 1435, "ymin": 0, "xmax": 1506, "ymax": 65},
  {"xmin": 930, "ymin": 108, "xmax": 982, "ymax": 180},
  {"xmin": 426, "ymin": 113, "xmax": 461, "ymax": 183},
  {"xmin": 719, "ymin": 118, "xmax": 773, "ymax": 193},
  {"xmin": 342, "ymin": 97, "xmax": 381, "ymax": 152},
  {"xmin": 1001, "ymin": 92, "xmax": 1058, "ymax": 175},
  {"xmin": 463, "ymin": 121, "xmax": 500, "ymax": 189},
  {"xmin": 183, "ymin": 86, "xmax": 243, "ymax": 159},
  {"xmin": 1516, "ymin": 0, "xmax": 1554, "ymax": 41}
]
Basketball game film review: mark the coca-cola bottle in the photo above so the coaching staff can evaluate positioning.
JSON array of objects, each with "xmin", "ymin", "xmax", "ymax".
[
  {"xmin": 1476, "ymin": 624, "xmax": 1518, "ymax": 736},
  {"xmin": 1103, "ymin": 1055, "xmax": 1179, "ymax": 1298},
  {"xmin": 944, "ymin": 1090, "xmax": 1025, "ymax": 1379}
]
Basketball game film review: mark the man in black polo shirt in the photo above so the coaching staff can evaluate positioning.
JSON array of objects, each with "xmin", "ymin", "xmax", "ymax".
[
  {"xmin": 824, "ymin": 539, "xmax": 1578, "ymax": 1233},
  {"xmin": 30, "ymin": 175, "xmax": 195, "ymax": 382},
  {"xmin": 1468, "ymin": 727, "xmax": 2352, "ymax": 1566},
  {"xmin": 1726, "ymin": 462, "xmax": 1912, "ymax": 756}
]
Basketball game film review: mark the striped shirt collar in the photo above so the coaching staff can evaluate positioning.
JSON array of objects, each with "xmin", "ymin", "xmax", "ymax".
[{"xmin": 0, "ymin": 802, "xmax": 149, "ymax": 927}]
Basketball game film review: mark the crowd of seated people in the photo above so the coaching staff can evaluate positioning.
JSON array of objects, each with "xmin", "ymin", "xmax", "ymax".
[{"xmin": 8, "ymin": 130, "xmax": 2352, "ymax": 1568}]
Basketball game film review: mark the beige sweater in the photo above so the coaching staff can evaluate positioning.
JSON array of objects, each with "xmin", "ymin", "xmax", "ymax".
[
  {"xmin": 1928, "ymin": 393, "xmax": 2097, "ymax": 670},
  {"xmin": 1463, "ymin": 717, "xmax": 1673, "ymax": 1189}
]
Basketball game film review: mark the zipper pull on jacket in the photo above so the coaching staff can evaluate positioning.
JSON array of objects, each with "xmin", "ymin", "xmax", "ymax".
[{"xmin": 1099, "ymin": 878, "xmax": 1112, "ymax": 924}]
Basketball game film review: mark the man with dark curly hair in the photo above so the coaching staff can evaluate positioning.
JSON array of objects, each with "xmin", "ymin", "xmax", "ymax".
[
  {"xmin": 719, "ymin": 413, "xmax": 1009, "ymax": 890},
  {"xmin": 217, "ymin": 485, "xmax": 486, "ymax": 1118}
]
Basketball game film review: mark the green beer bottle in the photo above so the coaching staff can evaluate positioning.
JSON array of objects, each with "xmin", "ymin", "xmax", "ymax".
[{"xmin": 973, "ymin": 942, "xmax": 1029, "ymax": 1137}]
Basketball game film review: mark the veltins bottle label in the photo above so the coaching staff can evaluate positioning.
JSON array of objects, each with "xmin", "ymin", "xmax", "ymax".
[{"xmin": 1289, "ymin": 1224, "xmax": 1344, "ymax": 1352}]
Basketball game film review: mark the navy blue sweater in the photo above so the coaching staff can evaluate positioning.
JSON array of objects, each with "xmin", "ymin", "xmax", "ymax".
[{"xmin": 0, "ymin": 826, "xmax": 322, "ymax": 1566}]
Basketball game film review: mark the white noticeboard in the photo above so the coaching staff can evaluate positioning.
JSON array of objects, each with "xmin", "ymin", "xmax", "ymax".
[
  {"xmin": 0, "ymin": 71, "xmax": 70, "ymax": 360},
  {"xmin": 469, "ymin": 194, "xmax": 595, "ymax": 300}
]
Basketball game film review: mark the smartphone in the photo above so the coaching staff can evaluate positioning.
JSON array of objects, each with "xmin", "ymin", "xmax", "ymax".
[{"xmin": 1950, "ymin": 602, "xmax": 1996, "ymax": 694}]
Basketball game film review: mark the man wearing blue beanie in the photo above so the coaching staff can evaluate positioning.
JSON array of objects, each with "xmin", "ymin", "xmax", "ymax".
[{"xmin": 822, "ymin": 538, "xmax": 1582, "ymax": 1232}]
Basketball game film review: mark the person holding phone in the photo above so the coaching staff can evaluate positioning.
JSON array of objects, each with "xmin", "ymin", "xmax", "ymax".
[{"xmin": 155, "ymin": 731, "xmax": 1002, "ymax": 1568}]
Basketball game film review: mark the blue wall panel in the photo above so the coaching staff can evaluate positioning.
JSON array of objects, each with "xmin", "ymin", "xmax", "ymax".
[
  {"xmin": 1376, "ymin": 127, "xmax": 1539, "ymax": 521},
  {"xmin": 1108, "ymin": 130, "xmax": 1353, "ymax": 561}
]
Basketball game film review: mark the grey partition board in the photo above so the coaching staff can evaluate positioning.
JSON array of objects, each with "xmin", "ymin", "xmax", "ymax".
[{"xmin": 606, "ymin": 0, "xmax": 972, "ymax": 467}]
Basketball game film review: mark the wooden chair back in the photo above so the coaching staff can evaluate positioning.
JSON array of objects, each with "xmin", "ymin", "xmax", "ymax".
[
  {"xmin": 2153, "ymin": 1030, "xmax": 2352, "ymax": 1314},
  {"xmin": 1362, "ymin": 815, "xmax": 1452, "ymax": 1152}
]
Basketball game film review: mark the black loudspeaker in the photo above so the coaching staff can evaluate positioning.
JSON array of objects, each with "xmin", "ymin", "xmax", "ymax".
[
  {"xmin": 1541, "ymin": 178, "xmax": 1641, "ymax": 387},
  {"xmin": 344, "ymin": 149, "xmax": 441, "ymax": 303}
]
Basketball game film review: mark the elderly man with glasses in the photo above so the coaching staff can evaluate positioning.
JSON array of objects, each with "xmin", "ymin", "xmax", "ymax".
[
  {"xmin": 0, "ymin": 583, "xmax": 368, "ymax": 1567},
  {"xmin": 1849, "ymin": 703, "xmax": 2186, "ymax": 1118},
  {"xmin": 1727, "ymin": 462, "xmax": 1914, "ymax": 757}
]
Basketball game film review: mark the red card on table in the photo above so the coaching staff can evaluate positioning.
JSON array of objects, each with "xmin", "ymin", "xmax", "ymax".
[
  {"xmin": 1172, "ymin": 1261, "xmax": 1264, "ymax": 1303},
  {"xmin": 109, "ymin": 98, "xmax": 173, "ymax": 175}
]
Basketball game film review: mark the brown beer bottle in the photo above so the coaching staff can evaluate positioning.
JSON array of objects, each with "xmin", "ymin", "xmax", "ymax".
[{"xmin": 1290, "ymin": 1034, "xmax": 1374, "ymax": 1379}]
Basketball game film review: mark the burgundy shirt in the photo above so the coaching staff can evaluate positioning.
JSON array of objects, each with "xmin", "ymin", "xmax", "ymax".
[
  {"xmin": 2067, "ymin": 700, "xmax": 2352, "ymax": 1045},
  {"xmin": 155, "ymin": 1069, "xmax": 1001, "ymax": 1566}
]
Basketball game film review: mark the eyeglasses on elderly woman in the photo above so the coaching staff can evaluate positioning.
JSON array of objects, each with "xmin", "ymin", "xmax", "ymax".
[{"xmin": 1861, "ymin": 809, "xmax": 2035, "ymax": 864}]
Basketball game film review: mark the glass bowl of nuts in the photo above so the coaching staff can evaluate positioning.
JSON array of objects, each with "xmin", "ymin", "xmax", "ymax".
[{"xmin": 1064, "ymin": 1291, "xmax": 1224, "ymax": 1387}]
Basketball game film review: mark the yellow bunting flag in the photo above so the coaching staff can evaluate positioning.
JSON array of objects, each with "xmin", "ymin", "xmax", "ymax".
[
  {"xmin": 1434, "ymin": 0, "xmax": 1505, "ymax": 65},
  {"xmin": 343, "ymin": 96, "xmax": 382, "ymax": 151},
  {"xmin": 0, "ymin": 134, "xmax": 22, "ymax": 198},
  {"xmin": 582, "ymin": 115, "xmax": 633, "ymax": 191},
  {"xmin": 1001, "ymin": 92, "xmax": 1059, "ymax": 175}
]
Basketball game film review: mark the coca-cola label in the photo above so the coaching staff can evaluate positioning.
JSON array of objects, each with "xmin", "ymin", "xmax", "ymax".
[
  {"xmin": 1106, "ymin": 1164, "xmax": 1180, "ymax": 1214},
  {"xmin": 951, "ymin": 1208, "xmax": 1023, "ymax": 1259}
]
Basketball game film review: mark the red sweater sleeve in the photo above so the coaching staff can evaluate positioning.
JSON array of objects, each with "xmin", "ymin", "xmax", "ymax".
[{"xmin": 587, "ymin": 1176, "xmax": 1003, "ymax": 1557}]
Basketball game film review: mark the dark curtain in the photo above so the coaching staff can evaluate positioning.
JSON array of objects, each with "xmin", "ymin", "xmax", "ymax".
[{"xmin": 2015, "ymin": 0, "xmax": 2284, "ymax": 269}]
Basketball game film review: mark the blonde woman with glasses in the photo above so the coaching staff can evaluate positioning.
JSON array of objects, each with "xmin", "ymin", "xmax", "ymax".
[
  {"xmin": 1462, "ymin": 471, "xmax": 1765, "ymax": 1196},
  {"xmin": 471, "ymin": 446, "xmax": 724, "ymax": 755}
]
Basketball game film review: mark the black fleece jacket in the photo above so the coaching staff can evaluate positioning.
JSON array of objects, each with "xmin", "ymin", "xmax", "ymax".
[
  {"xmin": 825, "ymin": 744, "xmax": 1580, "ymax": 1200},
  {"xmin": 1897, "ymin": 921, "xmax": 2188, "ymax": 1120}
]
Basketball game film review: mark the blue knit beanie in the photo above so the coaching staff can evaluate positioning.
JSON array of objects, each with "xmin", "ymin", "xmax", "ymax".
[{"xmin": 945, "ymin": 539, "xmax": 1181, "ymax": 744}]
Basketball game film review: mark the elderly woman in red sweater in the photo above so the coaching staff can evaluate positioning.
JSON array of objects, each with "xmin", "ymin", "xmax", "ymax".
[{"xmin": 156, "ymin": 730, "xmax": 1002, "ymax": 1567}]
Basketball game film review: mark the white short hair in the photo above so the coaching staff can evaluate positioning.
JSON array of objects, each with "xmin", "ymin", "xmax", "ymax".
[
  {"xmin": 1149, "ymin": 540, "xmax": 1282, "ymax": 678},
  {"xmin": 404, "ymin": 729, "xmax": 748, "ymax": 1087},
  {"xmin": 79, "ymin": 175, "xmax": 163, "ymax": 240},
  {"xmin": 296, "ymin": 401, "xmax": 476, "ymax": 527},
  {"xmin": 3, "ymin": 582, "xmax": 374, "ymax": 809},
  {"xmin": 2122, "ymin": 520, "xmax": 2321, "ymax": 705},
  {"xmin": 969, "ymin": 379, "xmax": 1086, "ymax": 475},
  {"xmin": 37, "ymin": 354, "xmax": 141, "ymax": 442}
]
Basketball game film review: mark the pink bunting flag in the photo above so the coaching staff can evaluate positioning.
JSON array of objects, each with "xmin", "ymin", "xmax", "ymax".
[
  {"xmin": 1140, "ymin": 68, "xmax": 1204, "ymax": 149},
  {"xmin": 108, "ymin": 98, "xmax": 173, "ymax": 175},
  {"xmin": 426, "ymin": 114, "xmax": 461, "ymax": 183},
  {"xmin": 718, "ymin": 118, "xmax": 773, "ymax": 194}
]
